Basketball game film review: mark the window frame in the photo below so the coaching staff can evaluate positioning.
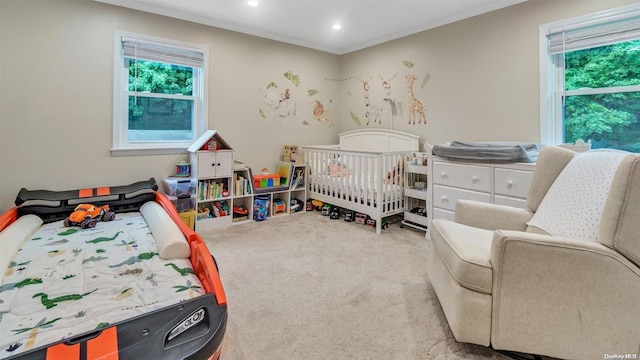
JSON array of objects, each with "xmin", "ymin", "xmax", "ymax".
[
  {"xmin": 538, "ymin": 3, "xmax": 640, "ymax": 146},
  {"xmin": 112, "ymin": 31, "xmax": 208, "ymax": 156}
]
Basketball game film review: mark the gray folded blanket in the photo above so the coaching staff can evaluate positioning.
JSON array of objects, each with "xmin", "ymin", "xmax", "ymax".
[{"xmin": 432, "ymin": 141, "xmax": 540, "ymax": 163}]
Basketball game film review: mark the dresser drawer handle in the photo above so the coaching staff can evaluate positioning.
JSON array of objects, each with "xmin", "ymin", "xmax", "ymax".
[
  {"xmin": 471, "ymin": 175, "xmax": 479, "ymax": 183},
  {"xmin": 440, "ymin": 196, "xmax": 448, "ymax": 202},
  {"xmin": 507, "ymin": 180, "xmax": 514, "ymax": 188},
  {"xmin": 441, "ymin": 172, "xmax": 448, "ymax": 178}
]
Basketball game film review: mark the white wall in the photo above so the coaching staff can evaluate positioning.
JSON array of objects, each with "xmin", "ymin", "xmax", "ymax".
[
  {"xmin": 1, "ymin": 0, "xmax": 638, "ymax": 212},
  {"xmin": 0, "ymin": 0, "xmax": 340, "ymax": 212},
  {"xmin": 339, "ymin": 0, "xmax": 639, "ymax": 148}
]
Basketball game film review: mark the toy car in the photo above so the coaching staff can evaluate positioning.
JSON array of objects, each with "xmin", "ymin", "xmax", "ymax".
[
  {"xmin": 63, "ymin": 203, "xmax": 115, "ymax": 229},
  {"xmin": 367, "ymin": 218, "xmax": 389, "ymax": 230},
  {"xmin": 306, "ymin": 199, "xmax": 313, "ymax": 211},
  {"xmin": 355, "ymin": 213, "xmax": 368, "ymax": 224},
  {"xmin": 329, "ymin": 207, "xmax": 340, "ymax": 219},
  {"xmin": 344, "ymin": 210, "xmax": 354, "ymax": 222},
  {"xmin": 312, "ymin": 199, "xmax": 324, "ymax": 211},
  {"xmin": 321, "ymin": 203, "xmax": 333, "ymax": 216}
]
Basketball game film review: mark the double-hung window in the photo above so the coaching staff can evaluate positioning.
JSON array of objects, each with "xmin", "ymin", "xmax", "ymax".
[
  {"xmin": 540, "ymin": 4, "xmax": 640, "ymax": 152},
  {"xmin": 112, "ymin": 31, "xmax": 208, "ymax": 155}
]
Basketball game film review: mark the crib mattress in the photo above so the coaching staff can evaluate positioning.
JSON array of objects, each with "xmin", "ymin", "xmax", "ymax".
[{"xmin": 0, "ymin": 212, "xmax": 203, "ymax": 359}]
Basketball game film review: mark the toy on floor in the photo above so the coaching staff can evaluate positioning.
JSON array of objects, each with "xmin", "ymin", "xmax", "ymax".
[
  {"xmin": 64, "ymin": 203, "xmax": 116, "ymax": 229},
  {"xmin": 344, "ymin": 210, "xmax": 354, "ymax": 222},
  {"xmin": 367, "ymin": 218, "xmax": 389, "ymax": 230},
  {"xmin": 329, "ymin": 207, "xmax": 340, "ymax": 219},
  {"xmin": 355, "ymin": 213, "xmax": 368, "ymax": 224},
  {"xmin": 321, "ymin": 203, "xmax": 333, "ymax": 216},
  {"xmin": 306, "ymin": 199, "xmax": 313, "ymax": 211},
  {"xmin": 312, "ymin": 199, "xmax": 324, "ymax": 211}
]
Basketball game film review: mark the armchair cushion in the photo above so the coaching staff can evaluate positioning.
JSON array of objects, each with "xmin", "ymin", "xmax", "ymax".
[
  {"xmin": 454, "ymin": 200, "xmax": 532, "ymax": 231},
  {"xmin": 430, "ymin": 219, "xmax": 493, "ymax": 294},
  {"xmin": 526, "ymin": 150, "xmax": 629, "ymax": 241}
]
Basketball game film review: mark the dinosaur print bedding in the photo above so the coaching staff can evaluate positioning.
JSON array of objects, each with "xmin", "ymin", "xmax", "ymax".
[{"xmin": 0, "ymin": 211, "xmax": 203, "ymax": 359}]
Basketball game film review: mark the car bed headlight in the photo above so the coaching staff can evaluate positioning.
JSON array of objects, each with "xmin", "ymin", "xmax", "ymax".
[{"xmin": 167, "ymin": 308, "xmax": 206, "ymax": 342}]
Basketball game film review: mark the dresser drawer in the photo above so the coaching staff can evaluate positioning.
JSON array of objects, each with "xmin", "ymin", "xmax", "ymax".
[
  {"xmin": 432, "ymin": 162, "xmax": 492, "ymax": 192},
  {"xmin": 433, "ymin": 207, "xmax": 455, "ymax": 222},
  {"xmin": 494, "ymin": 168, "xmax": 532, "ymax": 199},
  {"xmin": 494, "ymin": 195, "xmax": 528, "ymax": 209},
  {"xmin": 433, "ymin": 185, "xmax": 492, "ymax": 211}
]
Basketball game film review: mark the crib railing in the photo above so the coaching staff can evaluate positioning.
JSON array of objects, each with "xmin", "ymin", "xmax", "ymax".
[{"xmin": 302, "ymin": 145, "xmax": 407, "ymax": 215}]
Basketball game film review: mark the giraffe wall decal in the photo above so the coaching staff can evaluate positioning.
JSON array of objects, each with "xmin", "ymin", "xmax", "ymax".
[{"xmin": 405, "ymin": 74, "xmax": 426, "ymax": 125}]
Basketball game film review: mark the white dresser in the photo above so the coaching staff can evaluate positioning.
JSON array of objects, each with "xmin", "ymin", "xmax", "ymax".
[{"xmin": 429, "ymin": 157, "xmax": 535, "ymax": 221}]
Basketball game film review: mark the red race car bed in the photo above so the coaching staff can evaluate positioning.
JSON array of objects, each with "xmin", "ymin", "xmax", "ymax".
[{"xmin": 0, "ymin": 178, "xmax": 227, "ymax": 360}]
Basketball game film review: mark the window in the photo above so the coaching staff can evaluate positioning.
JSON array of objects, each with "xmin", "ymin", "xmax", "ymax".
[
  {"xmin": 112, "ymin": 31, "xmax": 208, "ymax": 155},
  {"xmin": 540, "ymin": 4, "xmax": 640, "ymax": 152}
]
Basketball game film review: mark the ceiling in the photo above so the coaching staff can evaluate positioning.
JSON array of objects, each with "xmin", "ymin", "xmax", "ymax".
[{"xmin": 96, "ymin": 0, "xmax": 527, "ymax": 55}]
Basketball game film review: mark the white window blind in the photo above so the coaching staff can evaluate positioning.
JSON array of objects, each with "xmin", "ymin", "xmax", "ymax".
[
  {"xmin": 122, "ymin": 37, "xmax": 204, "ymax": 68},
  {"xmin": 547, "ymin": 14, "xmax": 640, "ymax": 55}
]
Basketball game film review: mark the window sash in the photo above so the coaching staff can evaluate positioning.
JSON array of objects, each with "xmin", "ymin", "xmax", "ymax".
[
  {"xmin": 112, "ymin": 31, "xmax": 208, "ymax": 154},
  {"xmin": 540, "ymin": 3, "xmax": 640, "ymax": 145}
]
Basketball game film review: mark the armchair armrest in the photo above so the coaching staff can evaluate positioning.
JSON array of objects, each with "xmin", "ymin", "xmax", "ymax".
[
  {"xmin": 489, "ymin": 230, "xmax": 640, "ymax": 359},
  {"xmin": 454, "ymin": 200, "xmax": 533, "ymax": 231}
]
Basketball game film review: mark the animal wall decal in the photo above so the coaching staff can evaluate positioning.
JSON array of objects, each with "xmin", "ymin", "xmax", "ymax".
[
  {"xmin": 379, "ymin": 73, "xmax": 398, "ymax": 95},
  {"xmin": 258, "ymin": 70, "xmax": 334, "ymax": 127},
  {"xmin": 362, "ymin": 80, "xmax": 382, "ymax": 125},
  {"xmin": 405, "ymin": 74, "xmax": 426, "ymax": 125}
]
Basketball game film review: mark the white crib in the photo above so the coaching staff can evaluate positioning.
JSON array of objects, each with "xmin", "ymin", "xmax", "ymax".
[{"xmin": 302, "ymin": 129, "xmax": 420, "ymax": 233}]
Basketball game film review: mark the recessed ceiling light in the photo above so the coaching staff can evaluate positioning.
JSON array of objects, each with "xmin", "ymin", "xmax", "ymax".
[
  {"xmin": 332, "ymin": 24, "xmax": 342, "ymax": 30},
  {"xmin": 248, "ymin": 1, "xmax": 258, "ymax": 6}
]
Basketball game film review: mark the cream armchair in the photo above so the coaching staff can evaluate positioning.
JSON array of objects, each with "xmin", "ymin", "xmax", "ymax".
[{"xmin": 428, "ymin": 146, "xmax": 640, "ymax": 360}]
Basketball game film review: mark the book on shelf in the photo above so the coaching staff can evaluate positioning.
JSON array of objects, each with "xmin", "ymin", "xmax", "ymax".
[
  {"xmin": 234, "ymin": 170, "xmax": 252, "ymax": 196},
  {"xmin": 290, "ymin": 167, "xmax": 305, "ymax": 189},
  {"xmin": 198, "ymin": 179, "xmax": 227, "ymax": 200},
  {"xmin": 276, "ymin": 162, "xmax": 293, "ymax": 186}
]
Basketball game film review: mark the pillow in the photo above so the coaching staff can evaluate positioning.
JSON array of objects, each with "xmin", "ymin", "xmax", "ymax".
[
  {"xmin": 0, "ymin": 214, "xmax": 43, "ymax": 278},
  {"xmin": 527, "ymin": 149, "xmax": 629, "ymax": 241},
  {"xmin": 140, "ymin": 201, "xmax": 190, "ymax": 259}
]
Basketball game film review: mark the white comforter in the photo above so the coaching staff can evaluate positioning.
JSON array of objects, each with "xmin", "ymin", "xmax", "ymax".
[{"xmin": 0, "ymin": 212, "xmax": 202, "ymax": 359}]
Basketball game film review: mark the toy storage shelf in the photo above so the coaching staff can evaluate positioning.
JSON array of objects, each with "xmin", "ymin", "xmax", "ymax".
[
  {"xmin": 401, "ymin": 158, "xmax": 429, "ymax": 231},
  {"xmin": 188, "ymin": 130, "xmax": 235, "ymax": 233},
  {"xmin": 188, "ymin": 131, "xmax": 307, "ymax": 233},
  {"xmin": 251, "ymin": 164, "xmax": 307, "ymax": 221}
]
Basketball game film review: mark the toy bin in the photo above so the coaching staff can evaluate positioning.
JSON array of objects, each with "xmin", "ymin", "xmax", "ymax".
[
  {"xmin": 178, "ymin": 209, "xmax": 196, "ymax": 230},
  {"xmin": 162, "ymin": 178, "xmax": 197, "ymax": 197},
  {"xmin": 167, "ymin": 195, "xmax": 196, "ymax": 212}
]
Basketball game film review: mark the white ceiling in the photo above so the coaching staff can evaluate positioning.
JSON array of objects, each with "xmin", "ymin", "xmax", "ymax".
[{"xmin": 96, "ymin": 0, "xmax": 527, "ymax": 55}]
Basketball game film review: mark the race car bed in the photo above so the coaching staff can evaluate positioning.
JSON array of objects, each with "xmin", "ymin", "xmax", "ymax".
[{"xmin": 0, "ymin": 178, "xmax": 227, "ymax": 360}]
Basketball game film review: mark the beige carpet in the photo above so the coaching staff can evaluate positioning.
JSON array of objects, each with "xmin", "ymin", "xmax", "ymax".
[{"xmin": 202, "ymin": 211, "xmax": 513, "ymax": 360}]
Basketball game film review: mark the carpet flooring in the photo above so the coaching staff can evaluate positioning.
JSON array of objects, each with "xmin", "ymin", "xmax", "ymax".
[{"xmin": 202, "ymin": 211, "xmax": 517, "ymax": 360}]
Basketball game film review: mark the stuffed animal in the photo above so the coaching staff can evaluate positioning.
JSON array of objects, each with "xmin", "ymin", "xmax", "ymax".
[{"xmin": 63, "ymin": 203, "xmax": 116, "ymax": 229}]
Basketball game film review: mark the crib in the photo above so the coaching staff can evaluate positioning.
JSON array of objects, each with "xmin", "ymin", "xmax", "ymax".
[{"xmin": 302, "ymin": 129, "xmax": 420, "ymax": 233}]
